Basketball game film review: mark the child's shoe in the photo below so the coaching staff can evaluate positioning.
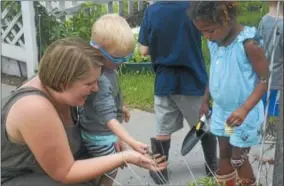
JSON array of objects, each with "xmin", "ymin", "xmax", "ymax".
[
  {"xmin": 216, "ymin": 170, "xmax": 237, "ymax": 186},
  {"xmin": 236, "ymin": 177, "xmax": 259, "ymax": 186}
]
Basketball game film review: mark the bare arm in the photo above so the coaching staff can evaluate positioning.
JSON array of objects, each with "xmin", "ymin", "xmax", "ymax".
[
  {"xmin": 107, "ymin": 119, "xmax": 137, "ymax": 147},
  {"xmin": 202, "ymin": 84, "xmax": 211, "ymax": 104},
  {"xmin": 242, "ymin": 39, "xmax": 268, "ymax": 111},
  {"xmin": 226, "ymin": 40, "xmax": 269, "ymax": 125},
  {"xmin": 10, "ymin": 96, "xmax": 126, "ymax": 184},
  {"xmin": 199, "ymin": 83, "xmax": 211, "ymax": 117}
]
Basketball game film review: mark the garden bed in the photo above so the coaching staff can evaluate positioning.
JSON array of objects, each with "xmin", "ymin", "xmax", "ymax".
[{"xmin": 119, "ymin": 62, "xmax": 153, "ymax": 73}]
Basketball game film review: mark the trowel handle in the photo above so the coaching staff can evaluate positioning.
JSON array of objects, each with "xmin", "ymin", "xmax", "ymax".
[
  {"xmin": 206, "ymin": 109, "xmax": 212, "ymax": 119},
  {"xmin": 200, "ymin": 109, "xmax": 212, "ymax": 122}
]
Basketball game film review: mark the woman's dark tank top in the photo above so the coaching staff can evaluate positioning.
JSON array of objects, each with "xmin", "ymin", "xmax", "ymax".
[{"xmin": 1, "ymin": 87, "xmax": 82, "ymax": 183}]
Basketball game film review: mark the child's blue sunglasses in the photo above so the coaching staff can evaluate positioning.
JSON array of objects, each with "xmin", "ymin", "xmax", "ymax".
[{"xmin": 90, "ymin": 40, "xmax": 133, "ymax": 64}]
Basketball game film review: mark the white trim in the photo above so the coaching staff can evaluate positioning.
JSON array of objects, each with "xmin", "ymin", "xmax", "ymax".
[
  {"xmin": 21, "ymin": 1, "xmax": 38, "ymax": 78},
  {"xmin": 1, "ymin": 43, "xmax": 26, "ymax": 62}
]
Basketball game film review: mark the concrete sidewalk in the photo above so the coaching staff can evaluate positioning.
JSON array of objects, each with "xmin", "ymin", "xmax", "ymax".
[
  {"xmin": 1, "ymin": 83, "xmax": 275, "ymax": 186},
  {"xmin": 116, "ymin": 110, "xmax": 275, "ymax": 186},
  {"xmin": 116, "ymin": 109, "xmax": 208, "ymax": 185}
]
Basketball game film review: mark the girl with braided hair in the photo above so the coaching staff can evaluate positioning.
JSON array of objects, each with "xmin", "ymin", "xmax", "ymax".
[{"xmin": 188, "ymin": 2, "xmax": 269, "ymax": 186}]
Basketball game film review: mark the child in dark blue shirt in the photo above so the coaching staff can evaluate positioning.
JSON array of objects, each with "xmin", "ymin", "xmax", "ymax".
[{"xmin": 138, "ymin": 1, "xmax": 217, "ymax": 184}]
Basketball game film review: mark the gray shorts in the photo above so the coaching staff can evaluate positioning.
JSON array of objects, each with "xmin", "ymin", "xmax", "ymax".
[{"xmin": 154, "ymin": 95, "xmax": 202, "ymax": 136}]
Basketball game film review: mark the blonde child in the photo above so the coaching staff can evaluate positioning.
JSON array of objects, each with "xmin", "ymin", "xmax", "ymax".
[{"xmin": 79, "ymin": 14, "xmax": 149, "ymax": 186}]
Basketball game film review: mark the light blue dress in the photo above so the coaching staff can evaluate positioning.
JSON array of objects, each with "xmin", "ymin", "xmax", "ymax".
[{"xmin": 208, "ymin": 26, "xmax": 264, "ymax": 148}]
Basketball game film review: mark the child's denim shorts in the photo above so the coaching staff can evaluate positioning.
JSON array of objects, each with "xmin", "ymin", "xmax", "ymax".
[{"xmin": 210, "ymin": 103, "xmax": 264, "ymax": 148}]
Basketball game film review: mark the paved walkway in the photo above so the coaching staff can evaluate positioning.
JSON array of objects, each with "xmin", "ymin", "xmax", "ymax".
[{"xmin": 1, "ymin": 83, "xmax": 275, "ymax": 185}]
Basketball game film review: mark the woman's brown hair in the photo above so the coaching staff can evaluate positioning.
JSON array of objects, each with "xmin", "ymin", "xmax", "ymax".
[{"xmin": 38, "ymin": 37, "xmax": 104, "ymax": 91}]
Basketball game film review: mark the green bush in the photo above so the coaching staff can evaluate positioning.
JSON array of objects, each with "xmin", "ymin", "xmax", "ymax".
[{"xmin": 238, "ymin": 2, "xmax": 268, "ymax": 27}]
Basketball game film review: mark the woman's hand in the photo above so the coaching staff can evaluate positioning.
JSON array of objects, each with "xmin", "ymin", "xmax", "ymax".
[
  {"xmin": 122, "ymin": 150, "xmax": 168, "ymax": 172},
  {"xmin": 226, "ymin": 106, "xmax": 249, "ymax": 127}
]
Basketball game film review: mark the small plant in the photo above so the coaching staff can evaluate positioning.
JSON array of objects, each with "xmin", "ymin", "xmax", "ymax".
[
  {"xmin": 188, "ymin": 177, "xmax": 225, "ymax": 186},
  {"xmin": 127, "ymin": 33, "xmax": 151, "ymax": 63}
]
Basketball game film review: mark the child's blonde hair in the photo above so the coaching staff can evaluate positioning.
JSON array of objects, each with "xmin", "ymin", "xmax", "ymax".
[{"xmin": 91, "ymin": 14, "xmax": 135, "ymax": 57}]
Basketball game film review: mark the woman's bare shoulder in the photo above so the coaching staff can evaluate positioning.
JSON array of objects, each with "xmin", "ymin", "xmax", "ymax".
[{"xmin": 6, "ymin": 94, "xmax": 60, "ymax": 137}]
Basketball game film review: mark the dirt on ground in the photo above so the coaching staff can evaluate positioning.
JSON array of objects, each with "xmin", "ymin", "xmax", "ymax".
[{"xmin": 1, "ymin": 74, "xmax": 27, "ymax": 87}]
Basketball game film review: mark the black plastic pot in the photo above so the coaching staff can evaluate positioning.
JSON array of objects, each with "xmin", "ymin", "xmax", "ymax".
[{"xmin": 119, "ymin": 62, "xmax": 153, "ymax": 73}]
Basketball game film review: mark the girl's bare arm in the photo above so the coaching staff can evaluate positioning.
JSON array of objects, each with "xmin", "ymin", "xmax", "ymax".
[{"xmin": 242, "ymin": 39, "xmax": 269, "ymax": 111}]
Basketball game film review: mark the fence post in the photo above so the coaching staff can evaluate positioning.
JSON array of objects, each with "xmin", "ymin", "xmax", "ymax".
[
  {"xmin": 107, "ymin": 1, "xmax": 113, "ymax": 13},
  {"xmin": 272, "ymin": 72, "xmax": 283, "ymax": 186},
  {"xmin": 138, "ymin": 0, "xmax": 144, "ymax": 11},
  {"xmin": 21, "ymin": 1, "xmax": 38, "ymax": 78},
  {"xmin": 118, "ymin": 1, "xmax": 124, "ymax": 16},
  {"xmin": 128, "ymin": 0, "xmax": 134, "ymax": 15},
  {"xmin": 71, "ymin": 0, "xmax": 78, "ymax": 6}
]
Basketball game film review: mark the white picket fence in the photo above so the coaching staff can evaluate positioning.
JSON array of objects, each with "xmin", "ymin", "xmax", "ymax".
[
  {"xmin": 1, "ymin": 1, "xmax": 37, "ymax": 78},
  {"xmin": 39, "ymin": 0, "xmax": 150, "ymax": 15},
  {"xmin": 1, "ymin": 0, "xmax": 151, "ymax": 78}
]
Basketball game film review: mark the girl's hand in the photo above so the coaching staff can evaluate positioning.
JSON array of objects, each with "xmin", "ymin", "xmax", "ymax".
[
  {"xmin": 122, "ymin": 150, "xmax": 168, "ymax": 171},
  {"xmin": 131, "ymin": 141, "xmax": 149, "ymax": 154},
  {"xmin": 123, "ymin": 105, "xmax": 130, "ymax": 123},
  {"xmin": 226, "ymin": 106, "xmax": 249, "ymax": 127}
]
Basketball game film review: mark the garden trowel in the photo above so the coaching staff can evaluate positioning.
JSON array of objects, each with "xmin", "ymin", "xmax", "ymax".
[{"xmin": 181, "ymin": 111, "xmax": 212, "ymax": 156}]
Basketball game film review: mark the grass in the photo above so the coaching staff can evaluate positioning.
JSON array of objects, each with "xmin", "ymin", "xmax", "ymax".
[{"xmin": 119, "ymin": 71, "xmax": 155, "ymax": 111}]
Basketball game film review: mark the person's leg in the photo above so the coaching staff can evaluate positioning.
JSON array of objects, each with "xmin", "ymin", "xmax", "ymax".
[
  {"xmin": 89, "ymin": 144, "xmax": 118, "ymax": 186},
  {"xmin": 2, "ymin": 172, "xmax": 95, "ymax": 186},
  {"xmin": 216, "ymin": 136, "xmax": 237, "ymax": 186},
  {"xmin": 229, "ymin": 116, "xmax": 263, "ymax": 186},
  {"xmin": 229, "ymin": 122, "xmax": 262, "ymax": 186},
  {"xmin": 172, "ymin": 95, "xmax": 218, "ymax": 176},
  {"xmin": 97, "ymin": 169, "xmax": 118, "ymax": 186},
  {"xmin": 150, "ymin": 95, "xmax": 183, "ymax": 184},
  {"xmin": 231, "ymin": 147, "xmax": 257, "ymax": 186}
]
